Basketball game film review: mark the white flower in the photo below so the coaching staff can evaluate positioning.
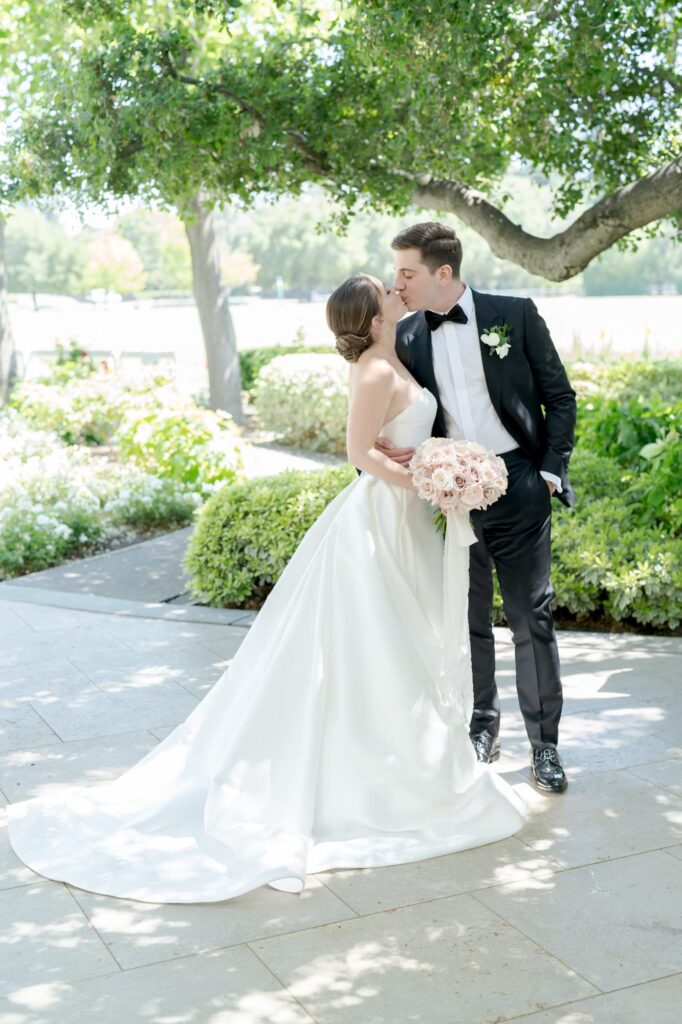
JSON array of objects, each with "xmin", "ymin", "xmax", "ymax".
[
  {"xmin": 481, "ymin": 331, "xmax": 500, "ymax": 347},
  {"xmin": 432, "ymin": 468, "xmax": 454, "ymax": 490},
  {"xmin": 496, "ymin": 344, "xmax": 511, "ymax": 359},
  {"xmin": 36, "ymin": 513, "xmax": 50, "ymax": 526}
]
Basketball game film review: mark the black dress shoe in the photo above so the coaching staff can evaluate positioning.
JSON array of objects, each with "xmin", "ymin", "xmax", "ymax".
[
  {"xmin": 470, "ymin": 730, "xmax": 501, "ymax": 764},
  {"xmin": 531, "ymin": 747, "xmax": 568, "ymax": 792}
]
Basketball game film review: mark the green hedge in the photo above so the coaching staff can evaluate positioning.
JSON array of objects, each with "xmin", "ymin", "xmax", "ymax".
[
  {"xmin": 184, "ymin": 465, "xmax": 355, "ymax": 607},
  {"xmin": 185, "ymin": 450, "xmax": 681, "ymax": 630},
  {"xmin": 239, "ymin": 344, "xmax": 335, "ymax": 392},
  {"xmin": 185, "ymin": 359, "xmax": 682, "ymax": 633}
]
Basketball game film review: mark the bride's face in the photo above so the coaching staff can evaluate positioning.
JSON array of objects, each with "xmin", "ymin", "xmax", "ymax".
[{"xmin": 374, "ymin": 281, "xmax": 406, "ymax": 326}]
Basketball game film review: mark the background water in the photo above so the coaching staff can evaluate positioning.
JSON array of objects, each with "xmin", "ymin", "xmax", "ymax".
[{"xmin": 8, "ymin": 293, "xmax": 681, "ymax": 397}]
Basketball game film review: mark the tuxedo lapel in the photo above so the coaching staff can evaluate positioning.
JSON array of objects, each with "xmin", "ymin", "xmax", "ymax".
[
  {"xmin": 397, "ymin": 313, "xmax": 447, "ymax": 435},
  {"xmin": 471, "ymin": 289, "xmax": 507, "ymax": 414}
]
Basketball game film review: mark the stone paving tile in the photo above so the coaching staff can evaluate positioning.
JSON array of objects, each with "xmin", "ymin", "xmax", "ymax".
[
  {"xmin": 0, "ymin": 800, "xmax": 41, "ymax": 893},
  {"xmin": 626, "ymin": 758, "xmax": 682, "ymax": 796},
  {"xmin": 0, "ymin": 661, "xmax": 101, "ymax": 709},
  {"xmin": 0, "ymin": 609, "xmax": 36, "ymax": 644},
  {"xmin": 69, "ymin": 644, "xmax": 233, "ymax": 701},
  {"xmin": 69, "ymin": 877, "xmax": 358, "ymax": 970},
  {"xmin": 549, "ymin": 632, "xmax": 680, "ymax": 656},
  {"xmin": 317, "ymin": 835, "xmax": 557, "ymax": 915},
  {"xmin": 0, "ymin": 706, "xmax": 61, "ymax": 755},
  {"xmin": 665, "ymin": 844, "xmax": 682, "ymax": 861},
  {"xmin": 0, "ymin": 776, "xmax": 37, "ymax": 894},
  {"xmin": 1, "ymin": 624, "xmax": 132, "ymax": 667},
  {"xmin": 26, "ymin": 684, "xmax": 198, "ymax": 744},
  {"xmin": 10, "ymin": 605, "xmax": 120, "ymax": 634},
  {"xmin": 503, "ymin": 972, "xmax": 682, "ymax": 1024},
  {"xmin": 95, "ymin": 616, "xmax": 247, "ymax": 653},
  {"xmin": 198, "ymin": 636, "xmax": 249, "ymax": 661},
  {"xmin": 497, "ymin": 653, "xmax": 680, "ymax": 717},
  {"xmin": 474, "ymin": 849, "xmax": 682, "ymax": 992},
  {"xmin": 146, "ymin": 726, "xmax": 175, "ymax": 742},
  {"xmin": 586, "ymin": 655, "xmax": 682, "ymax": 700},
  {"xmin": 0, "ymin": 881, "xmax": 119, "ymax": 999},
  {"xmin": 512, "ymin": 766, "xmax": 682, "ymax": 869},
  {"xmin": 251, "ymin": 891, "xmax": 597, "ymax": 1024},
  {"xmin": 0, "ymin": 945, "xmax": 315, "ymax": 1024},
  {"xmin": 8, "ymin": 528, "xmax": 193, "ymax": 604},
  {"xmin": 648, "ymin": 709, "xmax": 682, "ymax": 749},
  {"xmin": 0, "ymin": 731, "xmax": 159, "ymax": 803}
]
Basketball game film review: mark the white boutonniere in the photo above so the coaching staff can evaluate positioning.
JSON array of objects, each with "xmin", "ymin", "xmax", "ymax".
[{"xmin": 481, "ymin": 323, "xmax": 512, "ymax": 359}]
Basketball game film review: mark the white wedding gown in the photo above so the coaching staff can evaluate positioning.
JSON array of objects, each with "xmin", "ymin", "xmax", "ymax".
[{"xmin": 8, "ymin": 387, "xmax": 526, "ymax": 903}]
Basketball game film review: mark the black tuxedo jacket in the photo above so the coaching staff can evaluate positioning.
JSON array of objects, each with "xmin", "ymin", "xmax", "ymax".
[{"xmin": 396, "ymin": 290, "xmax": 577, "ymax": 507}]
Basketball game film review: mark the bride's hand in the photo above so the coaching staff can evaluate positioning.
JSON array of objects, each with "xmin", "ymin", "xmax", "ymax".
[{"xmin": 375, "ymin": 436, "xmax": 416, "ymax": 466}]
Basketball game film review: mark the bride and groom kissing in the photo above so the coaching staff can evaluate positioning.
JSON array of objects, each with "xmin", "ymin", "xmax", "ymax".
[{"xmin": 8, "ymin": 220, "xmax": 576, "ymax": 903}]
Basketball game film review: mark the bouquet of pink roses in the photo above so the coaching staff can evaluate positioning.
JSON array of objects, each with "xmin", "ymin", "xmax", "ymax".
[{"xmin": 409, "ymin": 438, "xmax": 508, "ymax": 533}]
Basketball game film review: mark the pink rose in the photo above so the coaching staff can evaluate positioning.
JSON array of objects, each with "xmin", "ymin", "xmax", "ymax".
[
  {"xmin": 439, "ymin": 492, "xmax": 461, "ymax": 512},
  {"xmin": 463, "ymin": 483, "xmax": 484, "ymax": 507}
]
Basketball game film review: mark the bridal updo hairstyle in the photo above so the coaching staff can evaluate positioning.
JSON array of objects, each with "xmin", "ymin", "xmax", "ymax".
[{"xmin": 326, "ymin": 273, "xmax": 381, "ymax": 363}]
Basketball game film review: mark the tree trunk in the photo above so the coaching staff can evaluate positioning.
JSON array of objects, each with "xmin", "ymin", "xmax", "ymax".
[
  {"xmin": 0, "ymin": 217, "xmax": 17, "ymax": 406},
  {"xmin": 183, "ymin": 198, "xmax": 243, "ymax": 422}
]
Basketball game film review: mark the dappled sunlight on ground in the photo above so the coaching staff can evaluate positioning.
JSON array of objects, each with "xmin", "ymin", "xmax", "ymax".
[{"xmin": 0, "ymin": 593, "xmax": 680, "ymax": 1022}]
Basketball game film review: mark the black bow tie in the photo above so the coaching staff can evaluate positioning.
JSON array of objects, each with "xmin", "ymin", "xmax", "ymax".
[{"xmin": 425, "ymin": 304, "xmax": 468, "ymax": 332}]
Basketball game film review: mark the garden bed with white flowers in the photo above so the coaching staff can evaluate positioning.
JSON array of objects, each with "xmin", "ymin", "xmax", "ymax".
[{"xmin": 1, "ymin": 347, "xmax": 242, "ymax": 579}]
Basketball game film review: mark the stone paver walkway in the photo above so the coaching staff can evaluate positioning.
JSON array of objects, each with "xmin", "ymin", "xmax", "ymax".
[{"xmin": 0, "ymin": 583, "xmax": 680, "ymax": 1023}]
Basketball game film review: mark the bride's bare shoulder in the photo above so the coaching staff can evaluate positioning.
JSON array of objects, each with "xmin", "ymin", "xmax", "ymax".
[{"xmin": 351, "ymin": 353, "xmax": 394, "ymax": 388}]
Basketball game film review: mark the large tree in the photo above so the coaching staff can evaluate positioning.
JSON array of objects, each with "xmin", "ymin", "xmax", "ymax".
[
  {"xmin": 0, "ymin": 1, "xmax": 248, "ymax": 416},
  {"xmin": 1, "ymin": 1, "xmax": 680, "ymax": 399}
]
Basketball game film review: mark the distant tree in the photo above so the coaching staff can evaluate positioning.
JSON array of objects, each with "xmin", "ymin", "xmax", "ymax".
[
  {"xmin": 5, "ymin": 208, "xmax": 84, "ymax": 306},
  {"xmin": 582, "ymin": 232, "xmax": 682, "ymax": 296},
  {"xmin": 80, "ymin": 233, "xmax": 147, "ymax": 295},
  {"xmin": 117, "ymin": 209, "xmax": 193, "ymax": 292},
  {"xmin": 220, "ymin": 249, "xmax": 259, "ymax": 292}
]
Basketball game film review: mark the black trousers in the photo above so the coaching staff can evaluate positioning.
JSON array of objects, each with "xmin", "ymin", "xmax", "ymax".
[{"xmin": 468, "ymin": 448, "xmax": 563, "ymax": 749}]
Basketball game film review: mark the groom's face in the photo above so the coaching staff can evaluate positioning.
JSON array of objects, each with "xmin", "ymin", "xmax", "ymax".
[{"xmin": 393, "ymin": 248, "xmax": 444, "ymax": 312}]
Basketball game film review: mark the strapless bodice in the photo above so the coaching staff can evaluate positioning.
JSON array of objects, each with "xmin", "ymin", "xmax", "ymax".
[{"xmin": 380, "ymin": 387, "xmax": 437, "ymax": 449}]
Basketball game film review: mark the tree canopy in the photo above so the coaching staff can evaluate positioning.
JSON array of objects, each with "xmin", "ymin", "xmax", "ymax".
[{"xmin": 2, "ymin": 0, "xmax": 681, "ymax": 280}]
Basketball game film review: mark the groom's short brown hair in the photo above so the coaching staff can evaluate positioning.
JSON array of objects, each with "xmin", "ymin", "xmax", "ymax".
[{"xmin": 391, "ymin": 222, "xmax": 463, "ymax": 278}]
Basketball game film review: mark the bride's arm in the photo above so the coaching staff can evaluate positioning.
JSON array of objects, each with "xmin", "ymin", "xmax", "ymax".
[{"xmin": 347, "ymin": 364, "xmax": 415, "ymax": 490}]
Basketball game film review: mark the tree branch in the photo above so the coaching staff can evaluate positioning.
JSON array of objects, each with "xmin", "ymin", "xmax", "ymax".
[
  {"xmin": 160, "ymin": 49, "xmax": 331, "ymax": 175},
  {"xmin": 411, "ymin": 155, "xmax": 682, "ymax": 281}
]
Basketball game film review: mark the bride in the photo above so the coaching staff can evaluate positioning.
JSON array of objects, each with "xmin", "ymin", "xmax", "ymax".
[{"xmin": 7, "ymin": 274, "xmax": 527, "ymax": 903}]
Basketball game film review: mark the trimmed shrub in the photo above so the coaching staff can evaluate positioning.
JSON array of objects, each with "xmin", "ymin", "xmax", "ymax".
[
  {"xmin": 240, "ymin": 344, "xmax": 334, "ymax": 393},
  {"xmin": 252, "ymin": 353, "xmax": 347, "ymax": 453},
  {"xmin": 184, "ymin": 465, "xmax": 355, "ymax": 607},
  {"xmin": 184, "ymin": 447, "xmax": 681, "ymax": 631}
]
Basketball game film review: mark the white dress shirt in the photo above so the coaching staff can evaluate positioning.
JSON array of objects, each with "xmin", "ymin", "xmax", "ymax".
[{"xmin": 429, "ymin": 284, "xmax": 562, "ymax": 491}]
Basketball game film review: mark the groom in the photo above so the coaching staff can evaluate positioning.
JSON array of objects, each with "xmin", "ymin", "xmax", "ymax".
[{"xmin": 378, "ymin": 221, "xmax": 576, "ymax": 793}]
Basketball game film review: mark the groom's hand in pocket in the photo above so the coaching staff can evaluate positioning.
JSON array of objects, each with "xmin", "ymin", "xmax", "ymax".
[{"xmin": 375, "ymin": 437, "xmax": 416, "ymax": 466}]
